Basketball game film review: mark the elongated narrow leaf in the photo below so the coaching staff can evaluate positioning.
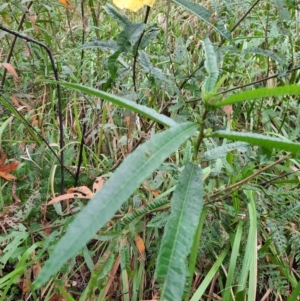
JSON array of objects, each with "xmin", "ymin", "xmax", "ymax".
[
  {"xmin": 103, "ymin": 4, "xmax": 131, "ymax": 27},
  {"xmin": 34, "ymin": 122, "xmax": 198, "ymax": 288},
  {"xmin": 203, "ymin": 141, "xmax": 249, "ymax": 161},
  {"xmin": 212, "ymin": 131, "xmax": 300, "ymax": 154},
  {"xmin": 139, "ymin": 50, "xmax": 172, "ymax": 84},
  {"xmin": 202, "ymin": 37, "xmax": 219, "ymax": 94},
  {"xmin": 50, "ymin": 81, "xmax": 176, "ymax": 127},
  {"xmin": 77, "ymin": 40, "xmax": 118, "ymax": 51},
  {"xmin": 213, "ymin": 85, "xmax": 300, "ymax": 107},
  {"xmin": 223, "ymin": 221, "xmax": 243, "ymax": 301},
  {"xmin": 237, "ymin": 190, "xmax": 257, "ymax": 301},
  {"xmin": 242, "ymin": 48, "xmax": 284, "ymax": 65},
  {"xmin": 172, "ymin": 0, "xmax": 230, "ymax": 39},
  {"xmin": 155, "ymin": 163, "xmax": 203, "ymax": 301},
  {"xmin": 190, "ymin": 245, "xmax": 230, "ymax": 301},
  {"xmin": 287, "ymin": 281, "xmax": 300, "ymax": 301},
  {"xmin": 138, "ymin": 24, "xmax": 160, "ymax": 49},
  {"xmin": 117, "ymin": 23, "xmax": 145, "ymax": 47}
]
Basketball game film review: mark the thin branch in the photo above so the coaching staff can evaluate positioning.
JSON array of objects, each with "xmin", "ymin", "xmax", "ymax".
[
  {"xmin": 0, "ymin": 94, "xmax": 74, "ymax": 179},
  {"xmin": 206, "ymin": 153, "xmax": 291, "ymax": 203},
  {"xmin": 0, "ymin": 25, "xmax": 65, "ymax": 194},
  {"xmin": 0, "ymin": 1, "xmax": 33, "ymax": 90},
  {"xmin": 132, "ymin": 5, "xmax": 151, "ymax": 93},
  {"xmin": 230, "ymin": 0, "xmax": 261, "ymax": 33}
]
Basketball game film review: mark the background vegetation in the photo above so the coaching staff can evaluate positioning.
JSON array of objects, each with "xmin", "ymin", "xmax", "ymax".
[{"xmin": 0, "ymin": 0, "xmax": 299, "ymax": 300}]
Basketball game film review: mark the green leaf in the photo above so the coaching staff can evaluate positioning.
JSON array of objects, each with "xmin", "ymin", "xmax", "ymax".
[
  {"xmin": 139, "ymin": 50, "xmax": 172, "ymax": 84},
  {"xmin": 211, "ymin": 130, "xmax": 300, "ymax": 154},
  {"xmin": 155, "ymin": 163, "xmax": 204, "ymax": 301},
  {"xmin": 237, "ymin": 191, "xmax": 257, "ymax": 301},
  {"xmin": 212, "ymin": 85, "xmax": 300, "ymax": 107},
  {"xmin": 190, "ymin": 245, "xmax": 230, "ymax": 301},
  {"xmin": 287, "ymin": 281, "xmax": 300, "ymax": 301},
  {"xmin": 273, "ymin": 0, "xmax": 290, "ymax": 21},
  {"xmin": 202, "ymin": 37, "xmax": 219, "ymax": 94},
  {"xmin": 242, "ymin": 47, "xmax": 284, "ymax": 65},
  {"xmin": 77, "ymin": 40, "xmax": 118, "ymax": 51},
  {"xmin": 223, "ymin": 221, "xmax": 244, "ymax": 301},
  {"xmin": 103, "ymin": 4, "xmax": 131, "ymax": 28},
  {"xmin": 107, "ymin": 49, "xmax": 122, "ymax": 80},
  {"xmin": 49, "ymin": 81, "xmax": 177, "ymax": 127},
  {"xmin": 117, "ymin": 23, "xmax": 146, "ymax": 48},
  {"xmin": 138, "ymin": 24, "xmax": 160, "ymax": 49},
  {"xmin": 203, "ymin": 141, "xmax": 249, "ymax": 161},
  {"xmin": 34, "ymin": 122, "xmax": 198, "ymax": 288},
  {"xmin": 172, "ymin": 0, "xmax": 231, "ymax": 39}
]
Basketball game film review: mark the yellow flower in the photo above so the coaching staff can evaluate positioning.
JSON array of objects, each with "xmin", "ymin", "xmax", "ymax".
[{"xmin": 113, "ymin": 0, "xmax": 156, "ymax": 12}]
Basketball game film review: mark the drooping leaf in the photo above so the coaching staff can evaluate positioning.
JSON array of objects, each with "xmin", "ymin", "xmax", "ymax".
[
  {"xmin": 77, "ymin": 40, "xmax": 118, "ymax": 51},
  {"xmin": 48, "ymin": 81, "xmax": 177, "ymax": 127},
  {"xmin": 212, "ymin": 85, "xmax": 300, "ymax": 107},
  {"xmin": 117, "ymin": 23, "xmax": 146, "ymax": 47},
  {"xmin": 0, "ymin": 63, "xmax": 19, "ymax": 83},
  {"xmin": 107, "ymin": 49, "xmax": 123, "ymax": 80},
  {"xmin": 138, "ymin": 24, "xmax": 160, "ymax": 49},
  {"xmin": 103, "ymin": 4, "xmax": 132, "ymax": 27},
  {"xmin": 155, "ymin": 163, "xmax": 203, "ymax": 301},
  {"xmin": 0, "ymin": 148, "xmax": 19, "ymax": 181},
  {"xmin": 242, "ymin": 47, "xmax": 284, "ymax": 66},
  {"xmin": 172, "ymin": 0, "xmax": 231, "ymax": 39},
  {"xmin": 211, "ymin": 130, "xmax": 300, "ymax": 154},
  {"xmin": 34, "ymin": 122, "xmax": 198, "ymax": 288},
  {"xmin": 139, "ymin": 50, "xmax": 172, "ymax": 84}
]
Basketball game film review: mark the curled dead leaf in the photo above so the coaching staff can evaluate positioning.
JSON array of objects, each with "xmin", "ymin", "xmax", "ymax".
[
  {"xmin": 0, "ymin": 63, "xmax": 19, "ymax": 84},
  {"xmin": 0, "ymin": 148, "xmax": 19, "ymax": 181}
]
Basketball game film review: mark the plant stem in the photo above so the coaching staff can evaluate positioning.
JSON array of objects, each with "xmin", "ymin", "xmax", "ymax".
[{"xmin": 193, "ymin": 109, "xmax": 209, "ymax": 160}]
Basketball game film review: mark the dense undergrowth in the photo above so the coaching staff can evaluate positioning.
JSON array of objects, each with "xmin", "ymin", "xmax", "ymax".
[{"xmin": 0, "ymin": 0, "xmax": 300, "ymax": 300}]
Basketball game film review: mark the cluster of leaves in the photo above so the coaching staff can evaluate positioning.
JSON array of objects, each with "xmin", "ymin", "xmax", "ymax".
[{"xmin": 0, "ymin": 0, "xmax": 300, "ymax": 300}]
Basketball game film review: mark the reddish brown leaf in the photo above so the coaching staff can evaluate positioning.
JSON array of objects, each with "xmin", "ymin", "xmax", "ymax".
[
  {"xmin": 0, "ymin": 160, "xmax": 20, "ymax": 173},
  {"xmin": 0, "ymin": 148, "xmax": 19, "ymax": 181},
  {"xmin": 93, "ymin": 177, "xmax": 105, "ymax": 193},
  {"xmin": 1, "ymin": 63, "xmax": 19, "ymax": 83},
  {"xmin": 223, "ymin": 105, "xmax": 233, "ymax": 122}
]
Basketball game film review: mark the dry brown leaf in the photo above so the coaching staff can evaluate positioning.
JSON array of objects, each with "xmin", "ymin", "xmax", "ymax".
[
  {"xmin": 67, "ymin": 186, "xmax": 93, "ymax": 198},
  {"xmin": 0, "ymin": 148, "xmax": 19, "ymax": 181},
  {"xmin": 93, "ymin": 177, "xmax": 105, "ymax": 193},
  {"xmin": 135, "ymin": 235, "xmax": 145, "ymax": 259},
  {"xmin": 0, "ymin": 63, "xmax": 19, "ymax": 84},
  {"xmin": 223, "ymin": 104, "xmax": 233, "ymax": 122},
  {"xmin": 48, "ymin": 178, "xmax": 105, "ymax": 205},
  {"xmin": 22, "ymin": 267, "xmax": 32, "ymax": 296}
]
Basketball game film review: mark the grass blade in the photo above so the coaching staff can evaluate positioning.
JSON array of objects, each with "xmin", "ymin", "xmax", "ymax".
[
  {"xmin": 34, "ymin": 122, "xmax": 198, "ymax": 288},
  {"xmin": 223, "ymin": 220, "xmax": 244, "ymax": 301},
  {"xmin": 190, "ymin": 245, "xmax": 230, "ymax": 301},
  {"xmin": 237, "ymin": 190, "xmax": 257, "ymax": 301}
]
